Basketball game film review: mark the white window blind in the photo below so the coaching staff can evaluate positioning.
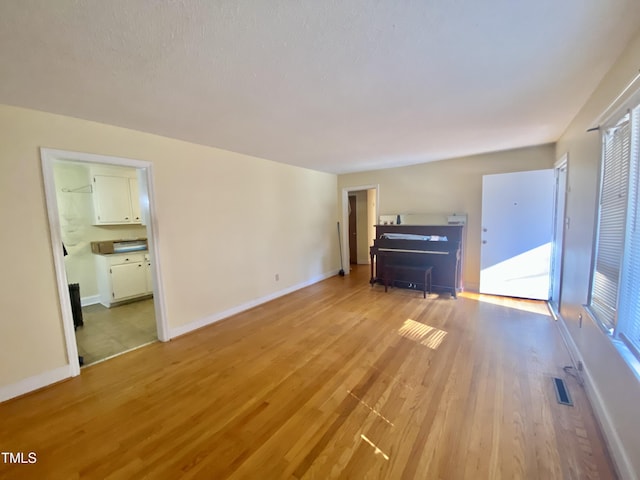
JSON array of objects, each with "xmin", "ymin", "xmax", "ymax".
[
  {"xmin": 617, "ymin": 105, "xmax": 640, "ymax": 357},
  {"xmin": 590, "ymin": 114, "xmax": 631, "ymax": 331}
]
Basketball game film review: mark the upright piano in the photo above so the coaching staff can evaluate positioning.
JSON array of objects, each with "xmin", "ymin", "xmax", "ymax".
[{"xmin": 370, "ymin": 224, "xmax": 464, "ymax": 298}]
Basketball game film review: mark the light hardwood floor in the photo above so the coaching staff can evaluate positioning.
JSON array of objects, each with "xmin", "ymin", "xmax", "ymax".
[{"xmin": 0, "ymin": 266, "xmax": 616, "ymax": 479}]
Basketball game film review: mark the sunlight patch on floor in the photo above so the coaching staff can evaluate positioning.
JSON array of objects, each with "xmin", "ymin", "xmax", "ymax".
[
  {"xmin": 347, "ymin": 390, "xmax": 394, "ymax": 426},
  {"xmin": 461, "ymin": 291, "xmax": 550, "ymax": 316},
  {"xmin": 360, "ymin": 434, "xmax": 390, "ymax": 461},
  {"xmin": 398, "ymin": 319, "xmax": 447, "ymax": 350}
]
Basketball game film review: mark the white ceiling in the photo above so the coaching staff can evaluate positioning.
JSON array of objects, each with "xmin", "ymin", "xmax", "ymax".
[{"xmin": 1, "ymin": 1, "xmax": 639, "ymax": 174}]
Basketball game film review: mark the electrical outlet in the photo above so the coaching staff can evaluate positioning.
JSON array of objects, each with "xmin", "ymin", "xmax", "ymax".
[{"xmin": 275, "ymin": 273, "xmax": 279, "ymax": 281}]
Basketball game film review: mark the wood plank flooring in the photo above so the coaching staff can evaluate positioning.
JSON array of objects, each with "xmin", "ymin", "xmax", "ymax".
[{"xmin": 0, "ymin": 266, "xmax": 617, "ymax": 479}]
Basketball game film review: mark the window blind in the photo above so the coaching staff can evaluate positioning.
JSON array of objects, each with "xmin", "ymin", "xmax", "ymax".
[
  {"xmin": 590, "ymin": 114, "xmax": 631, "ymax": 330},
  {"xmin": 617, "ymin": 106, "xmax": 640, "ymax": 357}
]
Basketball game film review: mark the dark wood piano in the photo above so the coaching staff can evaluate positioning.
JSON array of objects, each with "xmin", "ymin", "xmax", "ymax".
[{"xmin": 370, "ymin": 224, "xmax": 464, "ymax": 298}]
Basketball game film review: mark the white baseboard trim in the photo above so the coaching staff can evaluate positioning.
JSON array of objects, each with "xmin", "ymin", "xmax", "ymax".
[
  {"xmin": 0, "ymin": 365, "xmax": 73, "ymax": 404},
  {"xmin": 463, "ymin": 282, "xmax": 479, "ymax": 293},
  {"xmin": 554, "ymin": 312, "xmax": 636, "ymax": 480},
  {"xmin": 81, "ymin": 295, "xmax": 100, "ymax": 307},
  {"xmin": 169, "ymin": 269, "xmax": 340, "ymax": 339}
]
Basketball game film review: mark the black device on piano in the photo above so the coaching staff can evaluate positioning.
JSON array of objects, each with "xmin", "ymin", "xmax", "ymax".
[{"xmin": 370, "ymin": 224, "xmax": 463, "ymax": 298}]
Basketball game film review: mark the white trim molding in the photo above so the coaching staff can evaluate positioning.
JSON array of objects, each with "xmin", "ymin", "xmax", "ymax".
[
  {"xmin": 39, "ymin": 147, "xmax": 170, "ymax": 381},
  {"xmin": 169, "ymin": 269, "xmax": 340, "ymax": 338},
  {"xmin": 0, "ymin": 365, "xmax": 72, "ymax": 403},
  {"xmin": 341, "ymin": 184, "xmax": 380, "ymax": 275},
  {"xmin": 81, "ymin": 295, "xmax": 101, "ymax": 307}
]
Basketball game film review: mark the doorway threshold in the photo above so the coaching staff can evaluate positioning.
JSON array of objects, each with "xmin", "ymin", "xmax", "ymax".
[{"xmin": 80, "ymin": 340, "xmax": 158, "ymax": 368}]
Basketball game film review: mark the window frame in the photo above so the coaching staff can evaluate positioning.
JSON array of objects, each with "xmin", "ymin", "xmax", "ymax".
[
  {"xmin": 588, "ymin": 113, "xmax": 631, "ymax": 334},
  {"xmin": 588, "ymin": 92, "xmax": 640, "ymax": 368}
]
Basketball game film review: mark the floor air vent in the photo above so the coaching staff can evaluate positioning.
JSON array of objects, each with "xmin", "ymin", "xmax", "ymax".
[{"xmin": 553, "ymin": 377, "xmax": 573, "ymax": 406}]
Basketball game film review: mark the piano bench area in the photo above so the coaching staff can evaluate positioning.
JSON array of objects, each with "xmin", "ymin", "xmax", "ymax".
[{"xmin": 383, "ymin": 264, "xmax": 433, "ymax": 298}]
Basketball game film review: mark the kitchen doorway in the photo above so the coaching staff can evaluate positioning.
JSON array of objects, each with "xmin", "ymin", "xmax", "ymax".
[{"xmin": 41, "ymin": 149, "xmax": 168, "ymax": 376}]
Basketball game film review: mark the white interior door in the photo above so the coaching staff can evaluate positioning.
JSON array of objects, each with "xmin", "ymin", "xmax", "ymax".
[{"xmin": 480, "ymin": 169, "xmax": 555, "ymax": 300}]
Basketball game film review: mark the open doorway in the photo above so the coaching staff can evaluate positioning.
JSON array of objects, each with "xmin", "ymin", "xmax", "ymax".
[
  {"xmin": 348, "ymin": 195, "xmax": 358, "ymax": 264},
  {"xmin": 550, "ymin": 155, "xmax": 568, "ymax": 312},
  {"xmin": 41, "ymin": 149, "xmax": 168, "ymax": 376},
  {"xmin": 341, "ymin": 185, "xmax": 379, "ymax": 273}
]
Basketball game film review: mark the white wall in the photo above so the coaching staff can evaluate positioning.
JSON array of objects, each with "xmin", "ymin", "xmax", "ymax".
[
  {"xmin": 0, "ymin": 104, "xmax": 338, "ymax": 395},
  {"xmin": 555, "ymin": 27, "xmax": 640, "ymax": 480}
]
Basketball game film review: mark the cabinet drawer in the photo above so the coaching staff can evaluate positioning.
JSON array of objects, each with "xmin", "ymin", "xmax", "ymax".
[{"xmin": 107, "ymin": 253, "xmax": 145, "ymax": 266}]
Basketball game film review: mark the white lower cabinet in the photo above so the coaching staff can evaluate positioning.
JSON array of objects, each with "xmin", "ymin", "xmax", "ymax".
[
  {"xmin": 145, "ymin": 254, "xmax": 153, "ymax": 294},
  {"xmin": 95, "ymin": 253, "xmax": 151, "ymax": 307},
  {"xmin": 110, "ymin": 262, "xmax": 146, "ymax": 299}
]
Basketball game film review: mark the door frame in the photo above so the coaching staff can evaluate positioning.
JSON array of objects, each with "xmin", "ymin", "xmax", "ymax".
[
  {"xmin": 41, "ymin": 148, "xmax": 169, "ymax": 377},
  {"xmin": 550, "ymin": 153, "xmax": 569, "ymax": 311},
  {"xmin": 341, "ymin": 184, "xmax": 379, "ymax": 274},
  {"xmin": 348, "ymin": 195, "xmax": 358, "ymax": 264}
]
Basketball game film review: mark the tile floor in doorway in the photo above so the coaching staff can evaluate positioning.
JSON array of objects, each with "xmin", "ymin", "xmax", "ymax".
[{"xmin": 75, "ymin": 297, "xmax": 157, "ymax": 366}]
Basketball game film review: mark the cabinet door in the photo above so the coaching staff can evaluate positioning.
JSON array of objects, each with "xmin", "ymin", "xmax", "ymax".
[
  {"xmin": 145, "ymin": 261, "xmax": 153, "ymax": 294},
  {"xmin": 110, "ymin": 262, "xmax": 146, "ymax": 300},
  {"xmin": 129, "ymin": 177, "xmax": 142, "ymax": 224},
  {"xmin": 93, "ymin": 175, "xmax": 133, "ymax": 224}
]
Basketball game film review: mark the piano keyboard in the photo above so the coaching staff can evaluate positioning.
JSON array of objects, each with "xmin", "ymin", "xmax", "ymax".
[{"xmin": 379, "ymin": 248, "xmax": 448, "ymax": 255}]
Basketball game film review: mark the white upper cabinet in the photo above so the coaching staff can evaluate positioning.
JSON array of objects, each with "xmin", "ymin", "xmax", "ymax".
[
  {"xmin": 93, "ymin": 175, "xmax": 133, "ymax": 224},
  {"xmin": 129, "ymin": 177, "xmax": 142, "ymax": 224},
  {"xmin": 91, "ymin": 167, "xmax": 142, "ymax": 225}
]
